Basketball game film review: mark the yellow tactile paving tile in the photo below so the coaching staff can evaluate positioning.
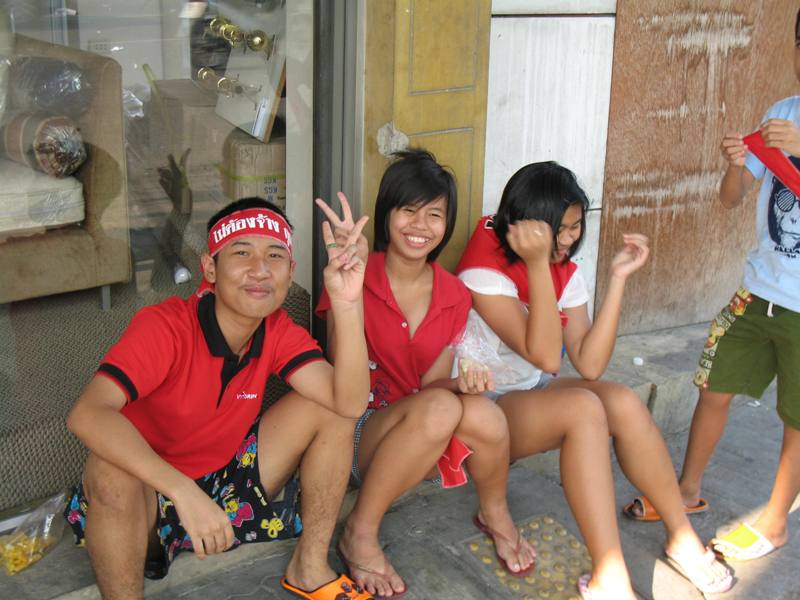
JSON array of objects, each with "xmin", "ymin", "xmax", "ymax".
[{"xmin": 465, "ymin": 515, "xmax": 592, "ymax": 600}]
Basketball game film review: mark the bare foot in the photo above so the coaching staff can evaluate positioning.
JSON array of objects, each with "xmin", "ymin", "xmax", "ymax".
[
  {"xmin": 578, "ymin": 573, "xmax": 637, "ymax": 600},
  {"xmin": 338, "ymin": 523, "xmax": 406, "ymax": 598},
  {"xmin": 751, "ymin": 513, "xmax": 789, "ymax": 549},
  {"xmin": 678, "ymin": 481, "xmax": 703, "ymax": 510},
  {"xmin": 664, "ymin": 534, "xmax": 732, "ymax": 593},
  {"xmin": 283, "ymin": 550, "xmax": 339, "ymax": 595},
  {"xmin": 475, "ymin": 509, "xmax": 536, "ymax": 574}
]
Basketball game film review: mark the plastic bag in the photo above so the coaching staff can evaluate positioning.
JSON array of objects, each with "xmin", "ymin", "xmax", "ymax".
[
  {"xmin": 0, "ymin": 491, "xmax": 67, "ymax": 575},
  {"xmin": 9, "ymin": 56, "xmax": 93, "ymax": 117},
  {"xmin": 122, "ymin": 88, "xmax": 145, "ymax": 119},
  {"xmin": 451, "ymin": 314, "xmax": 520, "ymax": 386},
  {"xmin": 0, "ymin": 112, "xmax": 87, "ymax": 177}
]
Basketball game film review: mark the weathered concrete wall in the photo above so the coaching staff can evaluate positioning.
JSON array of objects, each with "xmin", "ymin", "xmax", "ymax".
[{"xmin": 598, "ymin": 1, "xmax": 798, "ymax": 334}]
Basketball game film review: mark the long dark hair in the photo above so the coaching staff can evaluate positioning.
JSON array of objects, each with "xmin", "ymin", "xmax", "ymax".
[{"xmin": 493, "ymin": 161, "xmax": 589, "ymax": 264}]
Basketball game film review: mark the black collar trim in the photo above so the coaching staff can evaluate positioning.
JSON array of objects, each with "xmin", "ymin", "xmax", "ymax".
[{"xmin": 197, "ymin": 293, "xmax": 265, "ymax": 360}]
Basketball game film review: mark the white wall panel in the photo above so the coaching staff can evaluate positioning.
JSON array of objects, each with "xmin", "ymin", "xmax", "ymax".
[
  {"xmin": 572, "ymin": 208, "xmax": 600, "ymax": 315},
  {"xmin": 492, "ymin": 0, "xmax": 616, "ymax": 15},
  {"xmin": 483, "ymin": 15, "xmax": 615, "ymax": 308},
  {"xmin": 483, "ymin": 16, "xmax": 614, "ymax": 213}
]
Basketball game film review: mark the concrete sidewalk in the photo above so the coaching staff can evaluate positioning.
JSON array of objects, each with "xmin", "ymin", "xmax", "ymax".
[{"xmin": 2, "ymin": 323, "xmax": 798, "ymax": 599}]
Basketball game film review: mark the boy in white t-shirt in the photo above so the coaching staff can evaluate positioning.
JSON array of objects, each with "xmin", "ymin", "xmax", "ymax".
[{"xmin": 674, "ymin": 9, "xmax": 800, "ymax": 562}]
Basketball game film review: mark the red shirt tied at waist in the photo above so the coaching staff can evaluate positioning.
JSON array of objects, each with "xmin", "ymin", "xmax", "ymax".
[{"xmin": 317, "ymin": 251, "xmax": 473, "ymax": 487}]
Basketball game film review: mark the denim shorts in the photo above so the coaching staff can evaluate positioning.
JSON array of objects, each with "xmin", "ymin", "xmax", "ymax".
[{"xmin": 484, "ymin": 372, "xmax": 555, "ymax": 401}]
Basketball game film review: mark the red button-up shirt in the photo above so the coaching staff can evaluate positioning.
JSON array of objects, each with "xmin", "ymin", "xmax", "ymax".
[{"xmin": 317, "ymin": 251, "xmax": 471, "ymax": 409}]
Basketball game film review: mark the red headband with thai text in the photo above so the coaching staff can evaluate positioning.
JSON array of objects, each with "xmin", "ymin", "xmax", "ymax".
[
  {"xmin": 207, "ymin": 208, "xmax": 293, "ymax": 257},
  {"xmin": 197, "ymin": 208, "xmax": 293, "ymax": 296}
]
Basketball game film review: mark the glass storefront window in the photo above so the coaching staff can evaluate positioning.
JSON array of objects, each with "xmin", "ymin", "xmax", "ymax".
[{"xmin": 0, "ymin": 0, "xmax": 314, "ymax": 515}]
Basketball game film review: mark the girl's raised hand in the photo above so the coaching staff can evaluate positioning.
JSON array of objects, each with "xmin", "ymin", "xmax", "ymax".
[
  {"xmin": 610, "ymin": 233, "xmax": 649, "ymax": 279},
  {"xmin": 507, "ymin": 220, "xmax": 552, "ymax": 265},
  {"xmin": 317, "ymin": 193, "xmax": 370, "ymax": 304},
  {"xmin": 315, "ymin": 192, "xmax": 369, "ymax": 265}
]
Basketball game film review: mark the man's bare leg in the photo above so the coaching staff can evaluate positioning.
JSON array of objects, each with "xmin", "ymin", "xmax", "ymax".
[
  {"xmin": 678, "ymin": 389, "xmax": 735, "ymax": 506},
  {"xmin": 83, "ymin": 453, "xmax": 158, "ymax": 600},
  {"xmin": 339, "ymin": 388, "xmax": 463, "ymax": 597},
  {"xmin": 751, "ymin": 423, "xmax": 800, "ymax": 548},
  {"xmin": 257, "ymin": 391, "xmax": 358, "ymax": 593}
]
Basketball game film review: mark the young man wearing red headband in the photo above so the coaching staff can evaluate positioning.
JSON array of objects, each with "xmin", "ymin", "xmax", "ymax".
[{"xmin": 65, "ymin": 197, "xmax": 374, "ymax": 600}]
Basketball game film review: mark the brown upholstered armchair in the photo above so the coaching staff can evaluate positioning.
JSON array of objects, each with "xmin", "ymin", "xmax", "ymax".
[{"xmin": 0, "ymin": 35, "xmax": 130, "ymax": 308}]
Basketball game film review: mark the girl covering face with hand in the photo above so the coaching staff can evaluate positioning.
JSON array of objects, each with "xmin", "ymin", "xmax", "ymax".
[{"xmin": 455, "ymin": 161, "xmax": 733, "ymax": 599}]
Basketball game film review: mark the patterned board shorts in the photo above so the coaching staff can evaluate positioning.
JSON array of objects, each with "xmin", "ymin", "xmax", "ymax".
[
  {"xmin": 64, "ymin": 418, "xmax": 301, "ymax": 566},
  {"xmin": 694, "ymin": 287, "xmax": 800, "ymax": 430}
]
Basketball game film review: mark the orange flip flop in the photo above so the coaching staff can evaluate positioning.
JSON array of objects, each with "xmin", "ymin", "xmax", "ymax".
[
  {"xmin": 623, "ymin": 495, "xmax": 709, "ymax": 522},
  {"xmin": 280, "ymin": 574, "xmax": 374, "ymax": 600}
]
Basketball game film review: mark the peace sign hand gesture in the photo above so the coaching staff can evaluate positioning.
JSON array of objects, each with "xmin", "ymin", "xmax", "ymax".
[
  {"xmin": 315, "ymin": 192, "xmax": 370, "ymax": 264},
  {"xmin": 316, "ymin": 192, "xmax": 370, "ymax": 305}
]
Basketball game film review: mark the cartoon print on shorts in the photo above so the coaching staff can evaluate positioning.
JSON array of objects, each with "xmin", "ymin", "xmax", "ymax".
[
  {"xmin": 66, "ymin": 494, "xmax": 87, "ymax": 534},
  {"xmin": 224, "ymin": 496, "xmax": 255, "ymax": 527},
  {"xmin": 729, "ymin": 287, "xmax": 753, "ymax": 316},
  {"xmin": 261, "ymin": 517, "xmax": 285, "ymax": 539},
  {"xmin": 694, "ymin": 288, "xmax": 752, "ymax": 389},
  {"xmin": 236, "ymin": 433, "xmax": 257, "ymax": 469},
  {"xmin": 767, "ymin": 158, "xmax": 800, "ymax": 256},
  {"xmin": 158, "ymin": 524, "xmax": 172, "ymax": 543},
  {"xmin": 158, "ymin": 496, "xmax": 174, "ymax": 518}
]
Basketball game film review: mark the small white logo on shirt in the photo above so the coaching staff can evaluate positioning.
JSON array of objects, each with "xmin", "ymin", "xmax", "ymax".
[{"xmin": 236, "ymin": 392, "xmax": 258, "ymax": 400}]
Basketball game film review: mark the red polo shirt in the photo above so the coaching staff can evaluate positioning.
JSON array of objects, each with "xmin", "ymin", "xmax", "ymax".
[
  {"xmin": 317, "ymin": 252, "xmax": 471, "ymax": 408},
  {"xmin": 97, "ymin": 293, "xmax": 324, "ymax": 479}
]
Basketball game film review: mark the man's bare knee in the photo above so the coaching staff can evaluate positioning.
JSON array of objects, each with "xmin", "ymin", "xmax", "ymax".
[
  {"xmin": 294, "ymin": 393, "xmax": 358, "ymax": 437},
  {"xmin": 83, "ymin": 453, "xmax": 149, "ymax": 513}
]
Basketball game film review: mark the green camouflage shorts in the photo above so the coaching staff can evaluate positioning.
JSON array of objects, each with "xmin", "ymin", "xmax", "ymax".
[{"xmin": 694, "ymin": 288, "xmax": 800, "ymax": 430}]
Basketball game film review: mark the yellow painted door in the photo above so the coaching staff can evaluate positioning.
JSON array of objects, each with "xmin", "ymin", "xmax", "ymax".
[{"xmin": 362, "ymin": 0, "xmax": 491, "ymax": 270}]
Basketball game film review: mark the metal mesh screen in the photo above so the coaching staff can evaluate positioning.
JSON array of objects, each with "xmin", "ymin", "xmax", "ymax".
[{"xmin": 0, "ymin": 282, "xmax": 311, "ymax": 512}]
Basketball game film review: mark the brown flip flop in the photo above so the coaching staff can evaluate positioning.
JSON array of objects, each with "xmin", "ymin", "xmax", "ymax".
[
  {"xmin": 472, "ymin": 514, "xmax": 536, "ymax": 577},
  {"xmin": 623, "ymin": 495, "xmax": 709, "ymax": 522}
]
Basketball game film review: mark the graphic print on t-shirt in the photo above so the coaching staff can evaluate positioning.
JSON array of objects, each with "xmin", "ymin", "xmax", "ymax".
[{"xmin": 768, "ymin": 155, "xmax": 800, "ymax": 256}]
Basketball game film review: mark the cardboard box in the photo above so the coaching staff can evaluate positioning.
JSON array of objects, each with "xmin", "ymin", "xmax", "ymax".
[{"xmin": 220, "ymin": 126, "xmax": 286, "ymax": 207}]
